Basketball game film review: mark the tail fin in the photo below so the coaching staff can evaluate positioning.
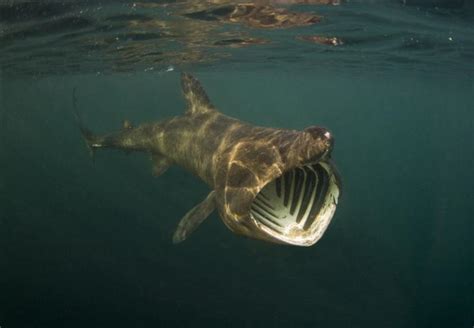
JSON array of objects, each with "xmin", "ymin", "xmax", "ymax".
[{"xmin": 72, "ymin": 87, "xmax": 97, "ymax": 160}]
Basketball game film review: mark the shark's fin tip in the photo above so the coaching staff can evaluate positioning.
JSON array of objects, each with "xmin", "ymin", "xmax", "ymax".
[
  {"xmin": 151, "ymin": 153, "xmax": 172, "ymax": 177},
  {"xmin": 172, "ymin": 232, "xmax": 184, "ymax": 244},
  {"xmin": 122, "ymin": 119, "xmax": 133, "ymax": 130}
]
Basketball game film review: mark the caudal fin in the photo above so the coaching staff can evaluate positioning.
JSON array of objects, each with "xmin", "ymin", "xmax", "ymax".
[{"xmin": 72, "ymin": 87, "xmax": 98, "ymax": 159}]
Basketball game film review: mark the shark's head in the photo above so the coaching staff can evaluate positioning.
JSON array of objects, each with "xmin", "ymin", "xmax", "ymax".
[{"xmin": 215, "ymin": 126, "xmax": 341, "ymax": 246}]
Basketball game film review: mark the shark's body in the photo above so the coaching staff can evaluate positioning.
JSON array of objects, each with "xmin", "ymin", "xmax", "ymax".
[{"xmin": 77, "ymin": 73, "xmax": 341, "ymax": 246}]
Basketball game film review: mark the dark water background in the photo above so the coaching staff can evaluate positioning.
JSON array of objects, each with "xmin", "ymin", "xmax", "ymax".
[{"xmin": 1, "ymin": 1, "xmax": 473, "ymax": 327}]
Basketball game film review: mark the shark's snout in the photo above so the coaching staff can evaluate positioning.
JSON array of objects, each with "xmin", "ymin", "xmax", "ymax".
[{"xmin": 305, "ymin": 125, "xmax": 333, "ymax": 145}]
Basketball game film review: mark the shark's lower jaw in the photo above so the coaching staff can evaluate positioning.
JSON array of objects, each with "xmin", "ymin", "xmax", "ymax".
[{"xmin": 249, "ymin": 161, "xmax": 340, "ymax": 246}]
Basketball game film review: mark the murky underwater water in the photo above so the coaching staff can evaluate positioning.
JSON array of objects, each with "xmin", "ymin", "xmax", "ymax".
[{"xmin": 1, "ymin": 1, "xmax": 473, "ymax": 327}]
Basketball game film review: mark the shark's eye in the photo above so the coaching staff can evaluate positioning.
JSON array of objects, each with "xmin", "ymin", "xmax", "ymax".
[{"xmin": 249, "ymin": 162, "xmax": 340, "ymax": 246}]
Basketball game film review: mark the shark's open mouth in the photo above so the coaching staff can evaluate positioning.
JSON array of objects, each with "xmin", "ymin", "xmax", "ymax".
[{"xmin": 250, "ymin": 161, "xmax": 340, "ymax": 246}]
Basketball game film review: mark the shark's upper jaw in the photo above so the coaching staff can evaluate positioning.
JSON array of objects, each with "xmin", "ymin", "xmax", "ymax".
[{"xmin": 249, "ymin": 161, "xmax": 341, "ymax": 246}]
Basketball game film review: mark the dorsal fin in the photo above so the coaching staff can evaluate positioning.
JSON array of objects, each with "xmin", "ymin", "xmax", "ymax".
[{"xmin": 181, "ymin": 73, "xmax": 215, "ymax": 115}]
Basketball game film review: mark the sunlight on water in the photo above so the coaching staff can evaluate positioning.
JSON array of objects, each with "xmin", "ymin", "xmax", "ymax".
[{"xmin": 1, "ymin": 0, "xmax": 473, "ymax": 76}]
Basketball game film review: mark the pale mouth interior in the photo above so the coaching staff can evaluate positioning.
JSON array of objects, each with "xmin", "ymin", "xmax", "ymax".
[{"xmin": 250, "ymin": 162, "xmax": 340, "ymax": 246}]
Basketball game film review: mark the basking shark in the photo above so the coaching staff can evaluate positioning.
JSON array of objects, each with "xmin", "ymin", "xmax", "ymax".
[{"xmin": 75, "ymin": 73, "xmax": 341, "ymax": 246}]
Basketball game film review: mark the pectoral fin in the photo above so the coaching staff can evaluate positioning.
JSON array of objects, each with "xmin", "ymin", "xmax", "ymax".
[
  {"xmin": 151, "ymin": 153, "xmax": 172, "ymax": 177},
  {"xmin": 172, "ymin": 191, "xmax": 216, "ymax": 244}
]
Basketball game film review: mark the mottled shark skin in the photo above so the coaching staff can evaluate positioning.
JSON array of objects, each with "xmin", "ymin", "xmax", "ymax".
[{"xmin": 77, "ymin": 73, "xmax": 341, "ymax": 246}]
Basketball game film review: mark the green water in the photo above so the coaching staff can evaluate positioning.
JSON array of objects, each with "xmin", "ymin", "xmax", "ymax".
[{"xmin": 1, "ymin": 1, "xmax": 473, "ymax": 327}]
